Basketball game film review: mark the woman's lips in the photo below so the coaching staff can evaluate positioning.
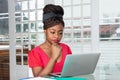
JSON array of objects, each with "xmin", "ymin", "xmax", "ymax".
[{"xmin": 53, "ymin": 39, "xmax": 59, "ymax": 43}]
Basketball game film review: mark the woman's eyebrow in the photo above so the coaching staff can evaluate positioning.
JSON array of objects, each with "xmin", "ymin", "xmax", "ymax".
[
  {"xmin": 49, "ymin": 29, "xmax": 55, "ymax": 31},
  {"xmin": 59, "ymin": 30, "xmax": 63, "ymax": 31},
  {"xmin": 49, "ymin": 29, "xmax": 63, "ymax": 31}
]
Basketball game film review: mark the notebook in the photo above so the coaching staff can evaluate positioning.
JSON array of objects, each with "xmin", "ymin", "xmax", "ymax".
[{"xmin": 49, "ymin": 53, "xmax": 100, "ymax": 77}]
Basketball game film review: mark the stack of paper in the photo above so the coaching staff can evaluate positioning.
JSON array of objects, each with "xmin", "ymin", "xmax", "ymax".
[
  {"xmin": 20, "ymin": 77, "xmax": 55, "ymax": 80},
  {"xmin": 20, "ymin": 77, "xmax": 86, "ymax": 80}
]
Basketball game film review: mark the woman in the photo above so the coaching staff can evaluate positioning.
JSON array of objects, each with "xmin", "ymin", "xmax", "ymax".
[{"xmin": 28, "ymin": 4, "xmax": 72, "ymax": 77}]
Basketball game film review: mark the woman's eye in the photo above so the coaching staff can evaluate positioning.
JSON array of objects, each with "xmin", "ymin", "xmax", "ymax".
[
  {"xmin": 59, "ymin": 32, "xmax": 63, "ymax": 35},
  {"xmin": 51, "ymin": 32, "xmax": 55, "ymax": 34}
]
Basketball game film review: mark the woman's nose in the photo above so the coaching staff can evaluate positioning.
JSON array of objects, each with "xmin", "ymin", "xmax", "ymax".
[{"xmin": 55, "ymin": 33, "xmax": 59, "ymax": 38}]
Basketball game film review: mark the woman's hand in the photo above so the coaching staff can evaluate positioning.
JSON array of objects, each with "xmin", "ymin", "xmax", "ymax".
[{"xmin": 51, "ymin": 43, "xmax": 62, "ymax": 61}]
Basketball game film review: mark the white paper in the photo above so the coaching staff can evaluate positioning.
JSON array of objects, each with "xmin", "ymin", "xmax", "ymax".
[{"xmin": 20, "ymin": 77, "xmax": 55, "ymax": 80}]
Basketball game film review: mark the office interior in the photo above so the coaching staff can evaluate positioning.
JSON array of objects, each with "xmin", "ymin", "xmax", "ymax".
[{"xmin": 0, "ymin": 0, "xmax": 120, "ymax": 80}]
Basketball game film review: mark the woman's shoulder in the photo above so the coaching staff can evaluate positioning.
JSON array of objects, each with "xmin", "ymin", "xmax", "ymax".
[
  {"xmin": 60, "ymin": 43, "xmax": 70, "ymax": 48},
  {"xmin": 31, "ymin": 46, "xmax": 40, "ymax": 51},
  {"xmin": 29, "ymin": 45, "xmax": 42, "ymax": 54},
  {"xmin": 60, "ymin": 43, "xmax": 72, "ymax": 54}
]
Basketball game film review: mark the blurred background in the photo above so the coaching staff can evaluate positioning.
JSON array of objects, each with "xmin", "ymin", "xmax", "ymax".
[{"xmin": 0, "ymin": 0, "xmax": 120, "ymax": 80}]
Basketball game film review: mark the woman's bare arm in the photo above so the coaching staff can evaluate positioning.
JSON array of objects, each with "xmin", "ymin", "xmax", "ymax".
[
  {"xmin": 32, "ymin": 43, "xmax": 61, "ymax": 77},
  {"xmin": 32, "ymin": 58, "xmax": 56, "ymax": 77}
]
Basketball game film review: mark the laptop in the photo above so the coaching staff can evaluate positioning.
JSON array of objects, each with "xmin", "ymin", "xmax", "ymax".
[{"xmin": 49, "ymin": 53, "xmax": 100, "ymax": 77}]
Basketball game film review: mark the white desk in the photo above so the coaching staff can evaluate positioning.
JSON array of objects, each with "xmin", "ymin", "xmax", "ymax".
[
  {"xmin": 75, "ymin": 64, "xmax": 120, "ymax": 80},
  {"xmin": 27, "ymin": 64, "xmax": 120, "ymax": 80}
]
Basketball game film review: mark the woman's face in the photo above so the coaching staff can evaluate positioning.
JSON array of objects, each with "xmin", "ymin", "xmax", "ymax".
[{"xmin": 44, "ymin": 24, "xmax": 64, "ymax": 44}]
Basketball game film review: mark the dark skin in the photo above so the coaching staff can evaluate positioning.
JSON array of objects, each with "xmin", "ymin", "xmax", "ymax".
[{"xmin": 31, "ymin": 23, "xmax": 64, "ymax": 77}]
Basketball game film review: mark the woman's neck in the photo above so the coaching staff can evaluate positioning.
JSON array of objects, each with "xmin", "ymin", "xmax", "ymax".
[{"xmin": 44, "ymin": 41, "xmax": 52, "ymax": 48}]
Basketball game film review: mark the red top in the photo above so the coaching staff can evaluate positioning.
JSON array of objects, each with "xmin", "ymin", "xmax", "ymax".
[{"xmin": 28, "ymin": 43, "xmax": 72, "ymax": 73}]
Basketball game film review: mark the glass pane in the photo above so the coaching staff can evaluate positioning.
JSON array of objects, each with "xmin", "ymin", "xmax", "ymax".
[
  {"xmin": 0, "ymin": 19, "xmax": 9, "ymax": 35},
  {"xmin": 22, "ymin": 12, "xmax": 29, "ymax": 21},
  {"xmin": 73, "ymin": 6, "xmax": 81, "ymax": 18},
  {"xmin": 16, "ymin": 46, "xmax": 22, "ymax": 54},
  {"xmin": 64, "ymin": 20, "xmax": 72, "ymax": 29},
  {"xmin": 73, "ymin": 0, "xmax": 81, "ymax": 5},
  {"xmin": 83, "ymin": 0, "xmax": 91, "ymax": 4},
  {"xmin": 15, "ymin": 12, "xmax": 21, "ymax": 22},
  {"xmin": 37, "ymin": 32, "xmax": 45, "ymax": 44},
  {"xmin": 73, "ymin": 39, "xmax": 81, "ymax": 44},
  {"xmin": 37, "ymin": 22, "xmax": 43, "ymax": 32},
  {"xmin": 115, "ymin": 26, "xmax": 120, "ymax": 39},
  {"xmin": 23, "ymin": 56, "xmax": 28, "ymax": 65},
  {"xmin": 30, "ymin": 22, "xmax": 37, "ymax": 32},
  {"xmin": 62, "ymin": 38, "xmax": 72, "ymax": 43},
  {"xmin": 83, "ymin": 5, "xmax": 91, "ymax": 17},
  {"xmin": 63, "ymin": 0, "xmax": 71, "ymax": 6},
  {"xmin": 16, "ymin": 24, "xmax": 21, "ymax": 33},
  {"xmin": 23, "ymin": 33, "xmax": 29, "ymax": 43},
  {"xmin": 100, "ymin": 25, "xmax": 118, "ymax": 39},
  {"xmin": 16, "ymin": 56, "xmax": 21, "ymax": 65},
  {"xmin": 55, "ymin": 0, "xmax": 62, "ymax": 5},
  {"xmin": 29, "ymin": 11, "xmax": 36, "ymax": 21},
  {"xmin": 30, "ymin": 33, "xmax": 37, "ymax": 45},
  {"xmin": 29, "ymin": 0, "xmax": 36, "ymax": 10},
  {"xmin": 83, "ymin": 27, "xmax": 91, "ymax": 38},
  {"xmin": 73, "ymin": 20, "xmax": 81, "ymax": 29},
  {"xmin": 37, "ymin": 0, "xmax": 44, "ymax": 9},
  {"xmin": 16, "ymin": 0, "xmax": 21, "ymax": 1},
  {"xmin": 16, "ymin": 40, "xmax": 22, "ymax": 47},
  {"xmin": 16, "ymin": 34, "xmax": 22, "ymax": 43},
  {"xmin": 0, "ymin": 0, "xmax": 8, "ymax": 13},
  {"xmin": 37, "ymin": 10, "xmax": 43, "ymax": 20},
  {"xmin": 83, "ymin": 19, "xmax": 91, "ymax": 26},
  {"xmin": 82, "ymin": 39, "xmax": 91, "ymax": 43},
  {"xmin": 23, "ymin": 23, "xmax": 29, "ymax": 32},
  {"xmin": 31, "ymin": 33, "xmax": 36, "ymax": 40},
  {"xmin": 74, "ymin": 31, "xmax": 81, "ymax": 38},
  {"xmin": 21, "ymin": 1, "xmax": 28, "ymax": 10},
  {"xmin": 15, "ymin": 2, "xmax": 21, "ymax": 11},
  {"xmin": 64, "ymin": 7, "xmax": 71, "ymax": 18},
  {"xmin": 64, "ymin": 30, "xmax": 72, "ymax": 38},
  {"xmin": 23, "ymin": 46, "xmax": 28, "ymax": 54}
]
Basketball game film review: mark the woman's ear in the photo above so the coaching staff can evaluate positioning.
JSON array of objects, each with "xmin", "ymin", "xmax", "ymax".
[{"xmin": 44, "ymin": 30, "xmax": 46, "ymax": 33}]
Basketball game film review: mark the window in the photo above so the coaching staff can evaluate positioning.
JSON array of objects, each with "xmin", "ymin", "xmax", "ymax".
[{"xmin": 7, "ymin": 0, "xmax": 120, "ymax": 79}]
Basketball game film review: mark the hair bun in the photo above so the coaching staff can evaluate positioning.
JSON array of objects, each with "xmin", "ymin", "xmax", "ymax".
[
  {"xmin": 43, "ymin": 12, "xmax": 63, "ymax": 22},
  {"xmin": 43, "ymin": 4, "xmax": 64, "ymax": 15},
  {"xmin": 43, "ymin": 4, "xmax": 64, "ymax": 30}
]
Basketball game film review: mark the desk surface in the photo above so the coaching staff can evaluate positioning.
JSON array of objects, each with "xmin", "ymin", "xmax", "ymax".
[
  {"xmin": 23, "ymin": 64, "xmax": 120, "ymax": 80},
  {"xmin": 75, "ymin": 64, "xmax": 120, "ymax": 80}
]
